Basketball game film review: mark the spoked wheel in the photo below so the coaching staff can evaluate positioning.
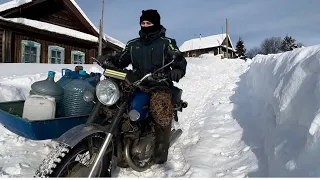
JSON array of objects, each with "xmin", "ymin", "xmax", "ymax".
[{"xmin": 35, "ymin": 134, "xmax": 114, "ymax": 177}]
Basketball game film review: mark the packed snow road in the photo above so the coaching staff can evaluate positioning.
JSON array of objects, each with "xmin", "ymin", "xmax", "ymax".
[{"xmin": 0, "ymin": 56, "xmax": 258, "ymax": 178}]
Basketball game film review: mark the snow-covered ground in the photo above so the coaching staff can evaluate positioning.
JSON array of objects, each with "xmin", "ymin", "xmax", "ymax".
[{"xmin": 1, "ymin": 44, "xmax": 320, "ymax": 177}]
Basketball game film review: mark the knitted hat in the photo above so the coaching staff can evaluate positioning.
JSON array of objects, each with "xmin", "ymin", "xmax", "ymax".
[{"xmin": 140, "ymin": 9, "xmax": 161, "ymax": 27}]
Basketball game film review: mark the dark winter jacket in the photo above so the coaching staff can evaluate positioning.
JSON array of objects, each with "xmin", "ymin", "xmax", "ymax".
[{"xmin": 112, "ymin": 26, "xmax": 187, "ymax": 86}]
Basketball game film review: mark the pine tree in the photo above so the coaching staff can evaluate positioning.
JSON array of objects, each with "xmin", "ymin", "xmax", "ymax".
[
  {"xmin": 235, "ymin": 37, "xmax": 246, "ymax": 59},
  {"xmin": 280, "ymin": 35, "xmax": 298, "ymax": 52}
]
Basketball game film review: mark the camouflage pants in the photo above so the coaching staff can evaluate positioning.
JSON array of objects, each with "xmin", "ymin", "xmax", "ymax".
[{"xmin": 149, "ymin": 89, "xmax": 173, "ymax": 127}]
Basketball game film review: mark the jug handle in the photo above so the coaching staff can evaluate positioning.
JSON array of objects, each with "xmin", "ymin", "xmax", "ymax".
[{"xmin": 61, "ymin": 68, "xmax": 67, "ymax": 76}]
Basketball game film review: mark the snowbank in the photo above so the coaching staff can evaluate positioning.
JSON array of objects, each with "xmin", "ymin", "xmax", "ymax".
[{"xmin": 231, "ymin": 44, "xmax": 320, "ymax": 177}]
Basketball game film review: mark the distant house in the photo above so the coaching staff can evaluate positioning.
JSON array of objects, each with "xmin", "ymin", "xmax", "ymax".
[
  {"xmin": 179, "ymin": 33, "xmax": 236, "ymax": 59},
  {"xmin": 0, "ymin": 0, "xmax": 125, "ymax": 64}
]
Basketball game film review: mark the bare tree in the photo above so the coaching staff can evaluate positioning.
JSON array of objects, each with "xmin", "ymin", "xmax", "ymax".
[
  {"xmin": 260, "ymin": 37, "xmax": 282, "ymax": 55},
  {"xmin": 247, "ymin": 47, "xmax": 262, "ymax": 59}
]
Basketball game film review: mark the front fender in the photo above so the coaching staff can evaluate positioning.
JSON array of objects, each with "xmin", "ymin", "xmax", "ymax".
[{"xmin": 55, "ymin": 124, "xmax": 106, "ymax": 148}]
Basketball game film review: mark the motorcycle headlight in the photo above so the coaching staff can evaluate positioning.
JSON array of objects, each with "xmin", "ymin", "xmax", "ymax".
[{"xmin": 96, "ymin": 79, "xmax": 120, "ymax": 106}]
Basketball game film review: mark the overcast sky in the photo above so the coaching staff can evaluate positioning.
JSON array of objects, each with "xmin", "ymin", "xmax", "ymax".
[{"xmin": 1, "ymin": 0, "xmax": 320, "ymax": 49}]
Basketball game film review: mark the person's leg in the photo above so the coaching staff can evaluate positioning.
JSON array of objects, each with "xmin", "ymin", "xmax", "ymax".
[{"xmin": 149, "ymin": 89, "xmax": 173, "ymax": 164}]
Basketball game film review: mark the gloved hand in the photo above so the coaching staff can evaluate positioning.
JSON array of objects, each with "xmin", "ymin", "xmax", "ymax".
[
  {"xmin": 102, "ymin": 60, "xmax": 116, "ymax": 69},
  {"xmin": 169, "ymin": 69, "xmax": 184, "ymax": 82},
  {"xmin": 96, "ymin": 54, "xmax": 108, "ymax": 65},
  {"xmin": 96, "ymin": 54, "xmax": 119, "ymax": 69}
]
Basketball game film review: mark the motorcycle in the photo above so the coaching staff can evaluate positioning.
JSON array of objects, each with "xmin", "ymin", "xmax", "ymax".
[{"xmin": 34, "ymin": 50, "xmax": 188, "ymax": 177}]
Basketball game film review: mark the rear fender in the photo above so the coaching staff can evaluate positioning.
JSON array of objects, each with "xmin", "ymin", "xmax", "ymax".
[{"xmin": 55, "ymin": 124, "xmax": 106, "ymax": 148}]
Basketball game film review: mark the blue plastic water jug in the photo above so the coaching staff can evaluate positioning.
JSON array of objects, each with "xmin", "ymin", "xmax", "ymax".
[
  {"xmin": 30, "ymin": 71, "xmax": 64, "ymax": 103},
  {"xmin": 57, "ymin": 68, "xmax": 73, "ymax": 89},
  {"xmin": 61, "ymin": 70, "xmax": 95, "ymax": 117},
  {"xmin": 86, "ymin": 72, "xmax": 102, "ymax": 87}
]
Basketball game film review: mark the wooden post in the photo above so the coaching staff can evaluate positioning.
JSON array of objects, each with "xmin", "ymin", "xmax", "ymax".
[
  {"xmin": 226, "ymin": 18, "xmax": 229, "ymax": 59},
  {"xmin": 98, "ymin": 0, "xmax": 105, "ymax": 56}
]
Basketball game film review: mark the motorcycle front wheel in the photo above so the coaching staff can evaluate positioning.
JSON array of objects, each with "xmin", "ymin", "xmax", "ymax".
[{"xmin": 35, "ymin": 134, "xmax": 114, "ymax": 177}]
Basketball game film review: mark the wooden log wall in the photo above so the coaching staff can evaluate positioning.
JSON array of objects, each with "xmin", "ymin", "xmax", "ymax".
[{"xmin": 13, "ymin": 34, "xmax": 96, "ymax": 63}]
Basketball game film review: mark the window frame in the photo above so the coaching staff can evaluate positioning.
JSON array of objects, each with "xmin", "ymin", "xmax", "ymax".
[
  {"xmin": 21, "ymin": 40, "xmax": 41, "ymax": 63},
  {"xmin": 48, "ymin": 45, "xmax": 65, "ymax": 64},
  {"xmin": 71, "ymin": 50, "xmax": 85, "ymax": 64}
]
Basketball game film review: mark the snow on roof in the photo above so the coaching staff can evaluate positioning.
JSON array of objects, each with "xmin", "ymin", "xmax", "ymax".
[
  {"xmin": 104, "ymin": 34, "xmax": 125, "ymax": 49},
  {"xmin": 179, "ymin": 33, "xmax": 234, "ymax": 52},
  {"xmin": 0, "ymin": 0, "xmax": 32, "ymax": 12},
  {"xmin": 0, "ymin": 0, "xmax": 124, "ymax": 49},
  {"xmin": 0, "ymin": 17, "xmax": 99, "ymax": 42}
]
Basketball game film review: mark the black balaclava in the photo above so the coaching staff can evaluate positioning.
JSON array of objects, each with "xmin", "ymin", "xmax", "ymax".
[{"xmin": 139, "ymin": 9, "xmax": 161, "ymax": 34}]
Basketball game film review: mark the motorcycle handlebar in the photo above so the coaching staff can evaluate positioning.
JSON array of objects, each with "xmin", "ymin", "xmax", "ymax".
[{"xmin": 132, "ymin": 72, "xmax": 169, "ymax": 86}]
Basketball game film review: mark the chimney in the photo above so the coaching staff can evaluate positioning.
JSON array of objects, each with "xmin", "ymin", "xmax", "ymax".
[{"xmin": 199, "ymin": 34, "xmax": 202, "ymax": 49}]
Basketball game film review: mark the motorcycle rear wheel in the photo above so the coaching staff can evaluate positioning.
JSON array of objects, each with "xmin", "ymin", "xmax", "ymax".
[{"xmin": 35, "ymin": 134, "xmax": 113, "ymax": 177}]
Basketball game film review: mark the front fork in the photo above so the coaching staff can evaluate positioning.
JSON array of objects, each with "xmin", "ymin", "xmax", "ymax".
[{"xmin": 88, "ymin": 101, "xmax": 128, "ymax": 178}]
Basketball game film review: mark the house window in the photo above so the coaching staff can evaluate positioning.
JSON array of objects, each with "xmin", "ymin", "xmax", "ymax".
[
  {"xmin": 48, "ymin": 46, "xmax": 65, "ymax": 64},
  {"xmin": 71, "ymin": 50, "xmax": 85, "ymax": 64},
  {"xmin": 21, "ymin": 40, "xmax": 41, "ymax": 63}
]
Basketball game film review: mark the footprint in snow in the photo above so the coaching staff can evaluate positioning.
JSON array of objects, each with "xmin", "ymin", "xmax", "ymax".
[
  {"xmin": 182, "ymin": 139, "xmax": 191, "ymax": 145},
  {"xmin": 216, "ymin": 172, "xmax": 225, "ymax": 177},
  {"xmin": 191, "ymin": 135, "xmax": 200, "ymax": 144},
  {"xmin": 27, "ymin": 141, "xmax": 37, "ymax": 146},
  {"xmin": 19, "ymin": 163, "xmax": 30, "ymax": 169},
  {"xmin": 242, "ymin": 146, "xmax": 250, "ymax": 152},
  {"xmin": 232, "ymin": 166, "xmax": 247, "ymax": 174},
  {"xmin": 3, "ymin": 166, "xmax": 21, "ymax": 176},
  {"xmin": 3, "ymin": 155, "xmax": 12, "ymax": 158},
  {"xmin": 212, "ymin": 134, "xmax": 221, "ymax": 138}
]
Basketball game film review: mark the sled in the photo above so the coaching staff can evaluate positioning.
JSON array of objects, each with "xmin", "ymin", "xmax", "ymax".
[{"xmin": 0, "ymin": 100, "xmax": 101, "ymax": 140}]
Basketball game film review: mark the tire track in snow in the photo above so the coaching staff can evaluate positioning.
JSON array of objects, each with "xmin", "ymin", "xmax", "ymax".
[{"xmin": 177, "ymin": 60, "xmax": 258, "ymax": 177}]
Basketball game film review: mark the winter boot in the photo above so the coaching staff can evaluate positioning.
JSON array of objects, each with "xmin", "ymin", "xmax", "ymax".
[{"xmin": 153, "ymin": 123, "xmax": 172, "ymax": 164}]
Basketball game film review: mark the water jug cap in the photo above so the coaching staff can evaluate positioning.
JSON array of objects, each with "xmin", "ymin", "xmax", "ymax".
[
  {"xmin": 79, "ymin": 70, "xmax": 86, "ymax": 75},
  {"xmin": 75, "ymin": 66, "xmax": 83, "ymax": 72},
  {"xmin": 48, "ymin": 71, "xmax": 55, "ymax": 76}
]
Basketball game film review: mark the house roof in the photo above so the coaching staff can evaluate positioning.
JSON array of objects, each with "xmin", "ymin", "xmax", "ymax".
[
  {"xmin": 0, "ymin": 17, "xmax": 99, "ymax": 42},
  {"xmin": 179, "ymin": 33, "xmax": 235, "ymax": 52},
  {"xmin": 0, "ymin": 0, "xmax": 32, "ymax": 11},
  {"xmin": 0, "ymin": 0, "xmax": 125, "ymax": 49}
]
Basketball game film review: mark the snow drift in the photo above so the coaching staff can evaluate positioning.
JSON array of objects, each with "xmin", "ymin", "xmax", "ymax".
[{"xmin": 231, "ymin": 44, "xmax": 320, "ymax": 177}]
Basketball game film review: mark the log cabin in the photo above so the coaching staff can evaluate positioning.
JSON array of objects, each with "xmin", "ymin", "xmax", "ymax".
[
  {"xmin": 179, "ymin": 33, "xmax": 236, "ymax": 59},
  {"xmin": 0, "ymin": 0, "xmax": 125, "ymax": 64}
]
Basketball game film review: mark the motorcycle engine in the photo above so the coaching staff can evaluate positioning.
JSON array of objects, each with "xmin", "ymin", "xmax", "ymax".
[{"xmin": 131, "ymin": 135, "xmax": 155, "ymax": 161}]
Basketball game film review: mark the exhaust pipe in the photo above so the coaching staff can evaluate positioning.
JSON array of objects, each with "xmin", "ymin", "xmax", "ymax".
[{"xmin": 124, "ymin": 128, "xmax": 183, "ymax": 172}]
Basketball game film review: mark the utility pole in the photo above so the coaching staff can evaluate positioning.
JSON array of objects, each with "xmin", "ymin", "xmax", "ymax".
[
  {"xmin": 226, "ymin": 18, "xmax": 229, "ymax": 59},
  {"xmin": 98, "ymin": 0, "xmax": 105, "ymax": 56}
]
